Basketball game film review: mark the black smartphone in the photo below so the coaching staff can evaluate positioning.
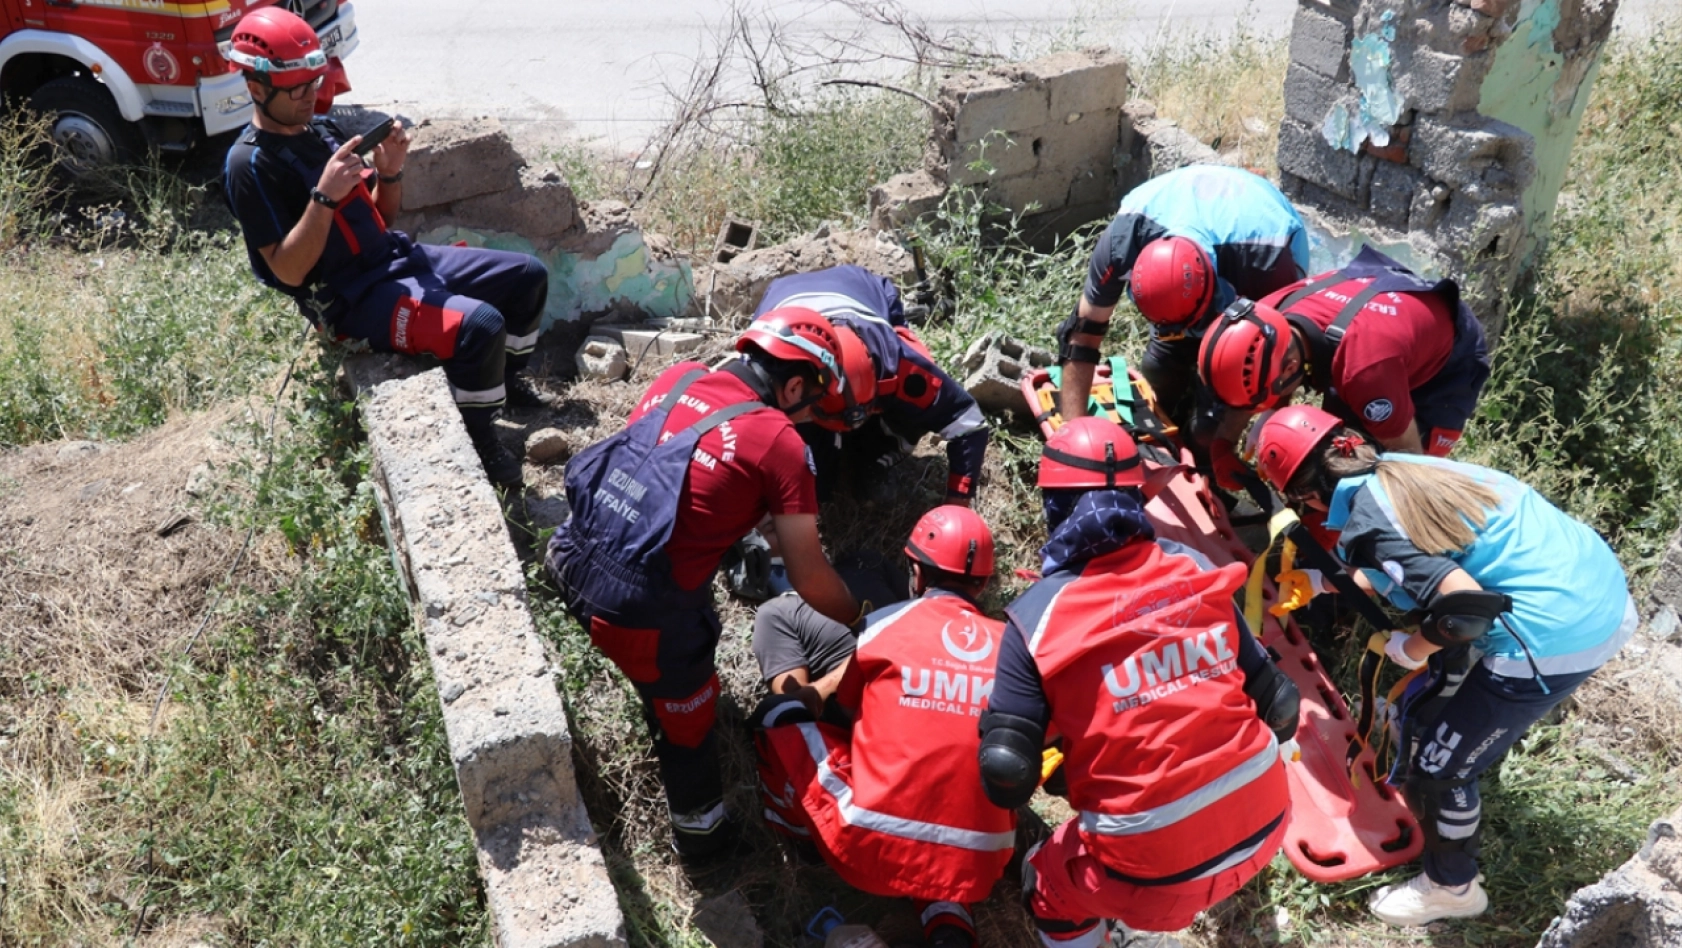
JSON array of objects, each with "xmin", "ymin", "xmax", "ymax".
[{"xmin": 353, "ymin": 117, "xmax": 395, "ymax": 156}]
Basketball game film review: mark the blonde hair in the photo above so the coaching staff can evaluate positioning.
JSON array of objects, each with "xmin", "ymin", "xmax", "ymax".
[
  {"xmin": 1284, "ymin": 424, "xmax": 1503, "ymax": 555},
  {"xmin": 1374, "ymin": 460, "xmax": 1502, "ymax": 555}
]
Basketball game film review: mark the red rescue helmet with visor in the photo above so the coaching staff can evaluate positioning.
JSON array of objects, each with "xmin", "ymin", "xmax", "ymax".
[
  {"xmin": 811, "ymin": 324, "xmax": 878, "ymax": 432},
  {"xmin": 226, "ymin": 7, "xmax": 329, "ymax": 88},
  {"xmin": 1038, "ymin": 416, "xmax": 1145, "ymax": 490},
  {"xmin": 1198, "ymin": 298, "xmax": 1302, "ymax": 411},
  {"xmin": 1129, "ymin": 236, "xmax": 1216, "ymax": 334},
  {"xmin": 1253, "ymin": 404, "xmax": 1345, "ymax": 495},
  {"xmin": 904, "ymin": 505, "xmax": 996, "ymax": 578},
  {"xmin": 735, "ymin": 307, "xmax": 847, "ymax": 400}
]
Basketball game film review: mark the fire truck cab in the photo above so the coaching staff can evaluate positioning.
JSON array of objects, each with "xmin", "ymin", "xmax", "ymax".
[{"xmin": 0, "ymin": 0, "xmax": 357, "ymax": 170}]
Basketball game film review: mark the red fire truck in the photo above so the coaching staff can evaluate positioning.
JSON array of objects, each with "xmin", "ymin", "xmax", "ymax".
[{"xmin": 0, "ymin": 0, "xmax": 357, "ymax": 169}]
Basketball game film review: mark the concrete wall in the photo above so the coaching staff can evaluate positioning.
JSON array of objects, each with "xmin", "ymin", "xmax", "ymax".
[
  {"xmin": 1277, "ymin": 0, "xmax": 1619, "ymax": 330},
  {"xmin": 870, "ymin": 48, "xmax": 1131, "ymax": 242},
  {"xmin": 346, "ymin": 358, "xmax": 627, "ymax": 948}
]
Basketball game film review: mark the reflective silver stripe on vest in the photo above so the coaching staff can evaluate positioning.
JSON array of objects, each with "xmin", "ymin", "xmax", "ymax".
[
  {"xmin": 762, "ymin": 807, "xmax": 810, "ymax": 837},
  {"xmin": 1027, "ymin": 581, "xmax": 1078, "ymax": 656},
  {"xmin": 1485, "ymin": 594, "xmax": 1636, "ymax": 679},
  {"xmin": 855, "ymin": 599, "xmax": 921, "ymax": 649},
  {"xmin": 798, "ymin": 722, "xmax": 1014, "ymax": 852},
  {"xmin": 1078, "ymin": 737, "xmax": 1278, "ymax": 836}
]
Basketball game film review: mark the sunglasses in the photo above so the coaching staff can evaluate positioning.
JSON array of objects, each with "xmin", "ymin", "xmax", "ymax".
[{"xmin": 276, "ymin": 75, "xmax": 324, "ymax": 100}]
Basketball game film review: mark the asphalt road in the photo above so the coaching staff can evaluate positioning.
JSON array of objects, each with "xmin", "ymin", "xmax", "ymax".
[{"xmin": 339, "ymin": 0, "xmax": 1674, "ymax": 153}]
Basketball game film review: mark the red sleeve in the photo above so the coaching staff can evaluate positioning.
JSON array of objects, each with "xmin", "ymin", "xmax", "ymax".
[
  {"xmin": 759, "ymin": 424, "xmax": 819, "ymax": 516},
  {"xmin": 1334, "ymin": 337, "xmax": 1417, "ymax": 440}
]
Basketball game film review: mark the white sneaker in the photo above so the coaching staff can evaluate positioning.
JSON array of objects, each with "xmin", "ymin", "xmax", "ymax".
[{"xmin": 1369, "ymin": 872, "xmax": 1488, "ymax": 926}]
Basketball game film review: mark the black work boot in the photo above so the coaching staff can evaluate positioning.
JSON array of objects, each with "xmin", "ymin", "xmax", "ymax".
[
  {"xmin": 506, "ymin": 372, "xmax": 558, "ymax": 409},
  {"xmin": 464, "ymin": 415, "xmax": 523, "ymax": 488}
]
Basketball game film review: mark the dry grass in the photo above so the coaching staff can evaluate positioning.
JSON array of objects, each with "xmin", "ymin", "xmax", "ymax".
[{"xmin": 1128, "ymin": 24, "xmax": 1289, "ymax": 176}]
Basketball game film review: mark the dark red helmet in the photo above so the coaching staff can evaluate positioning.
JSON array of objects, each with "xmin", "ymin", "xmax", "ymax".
[
  {"xmin": 1253, "ymin": 404, "xmax": 1343, "ymax": 493},
  {"xmin": 226, "ymin": 7, "xmax": 329, "ymax": 88},
  {"xmin": 904, "ymin": 505, "xmax": 996, "ymax": 578},
  {"xmin": 1130, "ymin": 236, "xmax": 1215, "ymax": 330},
  {"xmin": 1198, "ymin": 299, "xmax": 1301, "ymax": 411},
  {"xmin": 736, "ymin": 307, "xmax": 846, "ymax": 399},
  {"xmin": 1038, "ymin": 416, "xmax": 1144, "ymax": 490},
  {"xmin": 811, "ymin": 324, "xmax": 878, "ymax": 432}
]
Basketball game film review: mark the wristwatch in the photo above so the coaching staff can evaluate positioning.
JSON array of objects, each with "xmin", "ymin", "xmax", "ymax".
[
  {"xmin": 309, "ymin": 187, "xmax": 341, "ymax": 209},
  {"xmin": 378, "ymin": 169, "xmax": 405, "ymax": 183}
]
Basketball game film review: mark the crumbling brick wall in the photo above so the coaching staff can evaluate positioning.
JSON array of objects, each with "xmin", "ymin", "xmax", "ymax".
[{"xmin": 1278, "ymin": 0, "xmax": 1620, "ymax": 330}]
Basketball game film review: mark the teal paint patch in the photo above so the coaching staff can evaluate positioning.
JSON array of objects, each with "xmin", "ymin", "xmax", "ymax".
[
  {"xmin": 1325, "ymin": 11, "xmax": 1403, "ymax": 154},
  {"xmin": 417, "ymin": 226, "xmax": 694, "ymax": 331},
  {"xmin": 1478, "ymin": 0, "xmax": 1604, "ymax": 268}
]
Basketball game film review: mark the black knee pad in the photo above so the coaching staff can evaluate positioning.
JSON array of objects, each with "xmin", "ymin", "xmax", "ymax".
[
  {"xmin": 1404, "ymin": 773, "xmax": 1483, "ymax": 863},
  {"xmin": 452, "ymin": 301, "xmax": 508, "ymax": 380}
]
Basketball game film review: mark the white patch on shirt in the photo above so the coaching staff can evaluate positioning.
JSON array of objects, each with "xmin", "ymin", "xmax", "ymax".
[
  {"xmin": 1383, "ymin": 560, "xmax": 1406, "ymax": 585},
  {"xmin": 1363, "ymin": 399, "xmax": 1395, "ymax": 424}
]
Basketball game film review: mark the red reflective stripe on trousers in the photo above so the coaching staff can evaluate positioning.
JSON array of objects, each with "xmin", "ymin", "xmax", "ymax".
[{"xmin": 388, "ymin": 295, "xmax": 463, "ymax": 359}]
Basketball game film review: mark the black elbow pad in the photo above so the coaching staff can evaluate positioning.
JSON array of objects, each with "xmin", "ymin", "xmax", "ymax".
[
  {"xmin": 1420, "ymin": 590, "xmax": 1512, "ymax": 649},
  {"xmin": 977, "ymin": 710, "xmax": 1045, "ymax": 810},
  {"xmin": 1243, "ymin": 659, "xmax": 1301, "ymax": 744}
]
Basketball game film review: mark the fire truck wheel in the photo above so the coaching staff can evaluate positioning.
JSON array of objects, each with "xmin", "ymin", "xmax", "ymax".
[{"xmin": 29, "ymin": 76, "xmax": 143, "ymax": 174}]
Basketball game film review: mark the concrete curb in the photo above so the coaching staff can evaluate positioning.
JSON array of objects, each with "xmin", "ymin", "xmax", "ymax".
[{"xmin": 348, "ymin": 357, "xmax": 626, "ymax": 948}]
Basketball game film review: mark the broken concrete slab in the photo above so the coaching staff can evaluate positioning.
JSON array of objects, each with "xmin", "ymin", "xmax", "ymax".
[
  {"xmin": 446, "ymin": 164, "xmax": 579, "ymax": 243},
  {"xmin": 868, "ymin": 170, "xmax": 947, "ymax": 231},
  {"xmin": 574, "ymin": 337, "xmax": 629, "ymax": 382},
  {"xmin": 348, "ymin": 363, "xmax": 626, "ymax": 948},
  {"xmin": 1538, "ymin": 807, "xmax": 1682, "ymax": 947},
  {"xmin": 701, "ymin": 228, "xmax": 917, "ymax": 322},
  {"xmin": 692, "ymin": 891, "xmax": 765, "ymax": 948},
  {"xmin": 403, "ymin": 117, "xmax": 524, "ymax": 211},
  {"xmin": 961, "ymin": 331, "xmax": 1054, "ymax": 416}
]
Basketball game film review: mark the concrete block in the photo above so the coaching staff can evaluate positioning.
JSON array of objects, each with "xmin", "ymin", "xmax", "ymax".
[
  {"xmin": 1394, "ymin": 47, "xmax": 1481, "ymax": 114},
  {"xmin": 1277, "ymin": 117, "xmax": 1361, "ymax": 201},
  {"xmin": 353, "ymin": 368, "xmax": 626, "ymax": 948},
  {"xmin": 1289, "ymin": 5, "xmax": 1352, "ymax": 81},
  {"xmin": 869, "ymin": 170, "xmax": 948, "ymax": 230},
  {"xmin": 941, "ymin": 71, "xmax": 1050, "ymax": 141},
  {"xmin": 1538, "ymin": 807, "xmax": 1682, "ymax": 947},
  {"xmin": 1034, "ymin": 108, "xmax": 1122, "ymax": 175},
  {"xmin": 1411, "ymin": 117, "xmax": 1534, "ymax": 197},
  {"xmin": 1023, "ymin": 48, "xmax": 1129, "ymax": 119},
  {"xmin": 1369, "ymin": 160, "xmax": 1423, "ymax": 228},
  {"xmin": 1067, "ymin": 165, "xmax": 1117, "ymax": 211},
  {"xmin": 961, "ymin": 331, "xmax": 1055, "ymax": 415},
  {"xmin": 574, "ymin": 336, "xmax": 628, "ymax": 381},
  {"xmin": 448, "ymin": 164, "xmax": 578, "ymax": 242},
  {"xmin": 403, "ymin": 118, "xmax": 523, "ymax": 211},
  {"xmin": 526, "ymin": 427, "xmax": 583, "ymax": 465},
  {"xmin": 944, "ymin": 130, "xmax": 1042, "ymax": 186},
  {"xmin": 589, "ymin": 326, "xmax": 705, "ymax": 361},
  {"xmin": 1284, "ymin": 63, "xmax": 1347, "ymax": 130},
  {"xmin": 984, "ymin": 171, "xmax": 1070, "ymax": 215}
]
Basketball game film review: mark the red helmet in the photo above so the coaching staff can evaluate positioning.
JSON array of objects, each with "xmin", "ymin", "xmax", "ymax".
[
  {"xmin": 1130, "ymin": 236, "xmax": 1215, "ymax": 330},
  {"xmin": 811, "ymin": 324, "xmax": 878, "ymax": 432},
  {"xmin": 1198, "ymin": 299, "xmax": 1301, "ymax": 411},
  {"xmin": 226, "ymin": 7, "xmax": 329, "ymax": 88},
  {"xmin": 1038, "ymin": 416, "xmax": 1145, "ymax": 490},
  {"xmin": 904, "ymin": 505, "xmax": 996, "ymax": 578},
  {"xmin": 1253, "ymin": 404, "xmax": 1343, "ymax": 493},
  {"xmin": 736, "ymin": 307, "xmax": 846, "ymax": 399}
]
